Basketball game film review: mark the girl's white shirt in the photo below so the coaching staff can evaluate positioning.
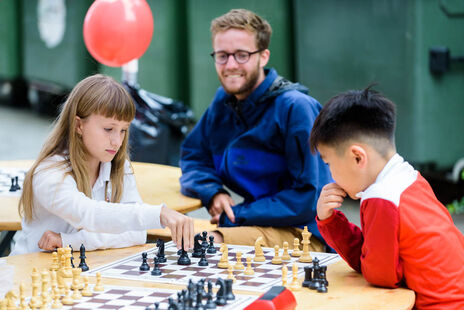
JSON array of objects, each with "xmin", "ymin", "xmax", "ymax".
[{"xmin": 10, "ymin": 154, "xmax": 164, "ymax": 255}]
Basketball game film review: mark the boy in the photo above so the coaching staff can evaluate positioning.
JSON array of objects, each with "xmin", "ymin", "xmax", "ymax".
[{"xmin": 310, "ymin": 87, "xmax": 464, "ymax": 309}]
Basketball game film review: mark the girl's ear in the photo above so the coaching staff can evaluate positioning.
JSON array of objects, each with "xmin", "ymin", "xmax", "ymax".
[
  {"xmin": 75, "ymin": 116, "xmax": 83, "ymax": 136},
  {"xmin": 349, "ymin": 144, "xmax": 368, "ymax": 168}
]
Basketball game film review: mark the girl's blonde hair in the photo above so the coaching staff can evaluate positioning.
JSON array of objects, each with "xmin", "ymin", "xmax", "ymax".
[{"xmin": 19, "ymin": 74, "xmax": 136, "ymax": 222}]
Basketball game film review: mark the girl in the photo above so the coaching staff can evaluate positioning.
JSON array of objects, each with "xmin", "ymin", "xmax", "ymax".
[{"xmin": 10, "ymin": 74, "xmax": 193, "ymax": 255}]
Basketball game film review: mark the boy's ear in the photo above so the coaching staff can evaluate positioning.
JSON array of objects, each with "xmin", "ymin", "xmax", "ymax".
[
  {"xmin": 349, "ymin": 145, "xmax": 368, "ymax": 167},
  {"xmin": 75, "ymin": 116, "xmax": 83, "ymax": 136}
]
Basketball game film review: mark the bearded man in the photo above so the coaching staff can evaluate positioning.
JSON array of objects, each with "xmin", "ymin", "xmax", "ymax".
[{"xmin": 179, "ymin": 9, "xmax": 332, "ymax": 250}]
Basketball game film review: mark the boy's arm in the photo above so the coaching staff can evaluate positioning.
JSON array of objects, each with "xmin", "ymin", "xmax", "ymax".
[{"xmin": 359, "ymin": 198, "xmax": 403, "ymax": 288}]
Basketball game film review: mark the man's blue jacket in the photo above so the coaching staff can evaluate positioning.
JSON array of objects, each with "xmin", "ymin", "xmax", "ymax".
[{"xmin": 180, "ymin": 68, "xmax": 332, "ymax": 242}]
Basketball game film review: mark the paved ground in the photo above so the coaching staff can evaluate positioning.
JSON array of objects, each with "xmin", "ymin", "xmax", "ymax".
[{"xmin": 1, "ymin": 104, "xmax": 463, "ymax": 234}]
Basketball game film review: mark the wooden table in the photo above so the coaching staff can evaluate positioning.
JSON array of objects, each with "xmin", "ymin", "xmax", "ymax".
[
  {"xmin": 4, "ymin": 245, "xmax": 416, "ymax": 309},
  {"xmin": 0, "ymin": 160, "xmax": 202, "ymax": 254}
]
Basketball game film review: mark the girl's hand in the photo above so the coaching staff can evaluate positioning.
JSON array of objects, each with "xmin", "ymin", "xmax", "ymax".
[
  {"xmin": 160, "ymin": 206, "xmax": 194, "ymax": 251},
  {"xmin": 317, "ymin": 183, "xmax": 347, "ymax": 220},
  {"xmin": 38, "ymin": 230, "xmax": 63, "ymax": 251}
]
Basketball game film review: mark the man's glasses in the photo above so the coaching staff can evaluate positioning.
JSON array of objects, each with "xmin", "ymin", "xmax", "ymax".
[{"xmin": 210, "ymin": 49, "xmax": 263, "ymax": 65}]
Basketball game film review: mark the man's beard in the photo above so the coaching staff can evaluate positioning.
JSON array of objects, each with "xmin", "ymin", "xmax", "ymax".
[{"xmin": 220, "ymin": 63, "xmax": 260, "ymax": 98}]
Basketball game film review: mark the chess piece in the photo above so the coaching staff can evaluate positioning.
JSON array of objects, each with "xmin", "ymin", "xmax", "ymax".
[
  {"xmin": 309, "ymin": 257, "xmax": 321, "ymax": 290},
  {"xmin": 215, "ymin": 278, "xmax": 227, "ymax": 306},
  {"xmin": 60, "ymin": 246, "xmax": 73, "ymax": 278},
  {"xmin": 254, "ymin": 236, "xmax": 265, "ymax": 262},
  {"xmin": 151, "ymin": 257, "xmax": 162, "ymax": 276},
  {"xmin": 291, "ymin": 238, "xmax": 302, "ymax": 257},
  {"xmin": 19, "ymin": 283, "xmax": 28, "ymax": 310},
  {"xmin": 271, "ymin": 245, "xmax": 282, "ymax": 264},
  {"xmin": 69, "ymin": 244, "xmax": 75, "ymax": 268},
  {"xmin": 9, "ymin": 178, "xmax": 15, "ymax": 192},
  {"xmin": 320, "ymin": 265, "xmax": 329, "ymax": 287},
  {"xmin": 156, "ymin": 239, "xmax": 167, "ymax": 263},
  {"xmin": 78, "ymin": 244, "xmax": 89, "ymax": 271},
  {"xmin": 244, "ymin": 257, "xmax": 254, "ymax": 275},
  {"xmin": 282, "ymin": 242, "xmax": 291, "ymax": 260},
  {"xmin": 72, "ymin": 285, "xmax": 82, "ymax": 300},
  {"xmin": 15, "ymin": 176, "xmax": 21, "ymax": 190},
  {"xmin": 282, "ymin": 264, "xmax": 288, "ymax": 287},
  {"xmin": 51, "ymin": 287, "xmax": 63, "ymax": 309},
  {"xmin": 195, "ymin": 283, "xmax": 204, "ymax": 308},
  {"xmin": 82, "ymin": 277, "xmax": 93, "ymax": 296},
  {"xmin": 198, "ymin": 247, "xmax": 209, "ymax": 266},
  {"xmin": 0, "ymin": 299, "xmax": 6, "ymax": 310},
  {"xmin": 224, "ymin": 279, "xmax": 235, "ymax": 301},
  {"xmin": 61, "ymin": 284, "xmax": 74, "ymax": 305},
  {"xmin": 233, "ymin": 251, "xmax": 244, "ymax": 270},
  {"xmin": 30, "ymin": 267, "xmax": 42, "ymax": 309},
  {"xmin": 227, "ymin": 265, "xmax": 236, "ymax": 282},
  {"xmin": 57, "ymin": 247, "xmax": 65, "ymax": 269},
  {"xmin": 50, "ymin": 252, "xmax": 59, "ymax": 272},
  {"xmin": 139, "ymin": 252, "xmax": 150, "ymax": 271},
  {"xmin": 289, "ymin": 262, "xmax": 301, "ymax": 291},
  {"xmin": 201, "ymin": 231, "xmax": 209, "ymax": 249},
  {"xmin": 205, "ymin": 292, "xmax": 216, "ymax": 309},
  {"xmin": 302, "ymin": 265, "xmax": 313, "ymax": 288},
  {"xmin": 192, "ymin": 233, "xmax": 204, "ymax": 258},
  {"xmin": 56, "ymin": 270, "xmax": 65, "ymax": 296},
  {"xmin": 93, "ymin": 272, "xmax": 104, "ymax": 292},
  {"xmin": 177, "ymin": 238, "xmax": 191, "ymax": 265},
  {"xmin": 217, "ymin": 243, "xmax": 229, "ymax": 269},
  {"xmin": 41, "ymin": 269, "xmax": 52, "ymax": 304},
  {"xmin": 71, "ymin": 267, "xmax": 84, "ymax": 290},
  {"xmin": 207, "ymin": 235, "xmax": 217, "ymax": 254},
  {"xmin": 298, "ymin": 226, "xmax": 312, "ymax": 263},
  {"xmin": 5, "ymin": 290, "xmax": 18, "ymax": 310}
]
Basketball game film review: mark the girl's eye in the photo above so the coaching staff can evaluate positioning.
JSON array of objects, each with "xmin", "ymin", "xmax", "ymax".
[{"xmin": 104, "ymin": 128, "xmax": 112, "ymax": 132}]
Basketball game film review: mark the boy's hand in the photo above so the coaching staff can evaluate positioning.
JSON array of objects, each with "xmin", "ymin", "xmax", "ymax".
[
  {"xmin": 209, "ymin": 193, "xmax": 235, "ymax": 224},
  {"xmin": 317, "ymin": 183, "xmax": 347, "ymax": 220},
  {"xmin": 160, "ymin": 206, "xmax": 194, "ymax": 251},
  {"xmin": 38, "ymin": 230, "xmax": 63, "ymax": 251}
]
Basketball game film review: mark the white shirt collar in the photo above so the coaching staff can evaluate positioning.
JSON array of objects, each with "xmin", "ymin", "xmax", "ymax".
[{"xmin": 93, "ymin": 161, "xmax": 111, "ymax": 190}]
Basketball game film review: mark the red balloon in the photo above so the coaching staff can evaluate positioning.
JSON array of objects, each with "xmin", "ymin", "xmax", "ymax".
[{"xmin": 83, "ymin": 0, "xmax": 154, "ymax": 67}]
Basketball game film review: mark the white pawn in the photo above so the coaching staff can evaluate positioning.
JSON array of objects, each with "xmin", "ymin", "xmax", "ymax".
[
  {"xmin": 61, "ymin": 284, "xmax": 74, "ymax": 305},
  {"xmin": 244, "ymin": 257, "xmax": 254, "ymax": 275},
  {"xmin": 234, "ymin": 251, "xmax": 245, "ymax": 270},
  {"xmin": 271, "ymin": 245, "xmax": 282, "ymax": 264},
  {"xmin": 51, "ymin": 287, "xmax": 63, "ymax": 309},
  {"xmin": 289, "ymin": 262, "xmax": 301, "ymax": 291},
  {"xmin": 282, "ymin": 242, "xmax": 291, "ymax": 260},
  {"xmin": 93, "ymin": 272, "xmax": 104, "ymax": 292},
  {"xmin": 282, "ymin": 264, "xmax": 288, "ymax": 287},
  {"xmin": 50, "ymin": 252, "xmax": 59, "ymax": 272},
  {"xmin": 41, "ymin": 269, "xmax": 52, "ymax": 305},
  {"xmin": 291, "ymin": 238, "xmax": 302, "ymax": 257},
  {"xmin": 82, "ymin": 277, "xmax": 93, "ymax": 297},
  {"xmin": 227, "ymin": 265, "xmax": 236, "ymax": 283}
]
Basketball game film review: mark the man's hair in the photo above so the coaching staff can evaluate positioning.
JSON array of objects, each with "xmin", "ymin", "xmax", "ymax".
[
  {"xmin": 310, "ymin": 86, "xmax": 396, "ymax": 157},
  {"xmin": 210, "ymin": 9, "xmax": 272, "ymax": 51}
]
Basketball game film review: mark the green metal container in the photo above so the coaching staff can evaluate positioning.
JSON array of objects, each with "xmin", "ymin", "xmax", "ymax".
[{"xmin": 294, "ymin": 0, "xmax": 464, "ymax": 168}]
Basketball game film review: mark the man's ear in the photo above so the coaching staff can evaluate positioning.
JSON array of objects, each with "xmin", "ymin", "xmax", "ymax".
[
  {"xmin": 349, "ymin": 144, "xmax": 368, "ymax": 167},
  {"xmin": 75, "ymin": 116, "xmax": 83, "ymax": 136},
  {"xmin": 259, "ymin": 49, "xmax": 270, "ymax": 68}
]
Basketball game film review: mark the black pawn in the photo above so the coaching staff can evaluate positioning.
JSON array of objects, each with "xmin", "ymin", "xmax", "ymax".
[
  {"xmin": 302, "ymin": 265, "xmax": 313, "ymax": 288},
  {"xmin": 201, "ymin": 231, "xmax": 209, "ymax": 249},
  {"xmin": 198, "ymin": 248, "xmax": 209, "ymax": 266},
  {"xmin": 9, "ymin": 178, "xmax": 16, "ymax": 192},
  {"xmin": 151, "ymin": 257, "xmax": 162, "ymax": 276},
  {"xmin": 317, "ymin": 281, "xmax": 328, "ymax": 293},
  {"xmin": 69, "ymin": 245, "xmax": 75, "ymax": 268},
  {"xmin": 14, "ymin": 176, "xmax": 20, "ymax": 190},
  {"xmin": 78, "ymin": 244, "xmax": 89, "ymax": 271},
  {"xmin": 178, "ymin": 239, "xmax": 191, "ymax": 265},
  {"xmin": 207, "ymin": 235, "xmax": 216, "ymax": 254},
  {"xmin": 224, "ymin": 279, "xmax": 235, "ymax": 301},
  {"xmin": 320, "ymin": 265, "xmax": 329, "ymax": 287},
  {"xmin": 167, "ymin": 297, "xmax": 180, "ymax": 310},
  {"xmin": 139, "ymin": 252, "xmax": 150, "ymax": 271},
  {"xmin": 205, "ymin": 292, "xmax": 216, "ymax": 309}
]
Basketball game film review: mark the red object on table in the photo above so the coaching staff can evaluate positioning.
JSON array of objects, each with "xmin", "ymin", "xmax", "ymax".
[{"xmin": 244, "ymin": 286, "xmax": 297, "ymax": 310}]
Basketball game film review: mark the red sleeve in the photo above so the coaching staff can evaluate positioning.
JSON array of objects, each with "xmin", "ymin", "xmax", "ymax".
[
  {"xmin": 316, "ymin": 209, "xmax": 364, "ymax": 272},
  {"xmin": 360, "ymin": 198, "xmax": 403, "ymax": 288}
]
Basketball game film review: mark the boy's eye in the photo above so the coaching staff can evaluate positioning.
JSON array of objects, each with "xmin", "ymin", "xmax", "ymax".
[{"xmin": 121, "ymin": 129, "xmax": 127, "ymax": 133}]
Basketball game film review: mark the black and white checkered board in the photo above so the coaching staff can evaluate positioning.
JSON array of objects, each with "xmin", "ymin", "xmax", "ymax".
[
  {"xmin": 0, "ymin": 167, "xmax": 26, "ymax": 196},
  {"xmin": 87, "ymin": 242, "xmax": 340, "ymax": 293},
  {"xmin": 25, "ymin": 284, "xmax": 256, "ymax": 309}
]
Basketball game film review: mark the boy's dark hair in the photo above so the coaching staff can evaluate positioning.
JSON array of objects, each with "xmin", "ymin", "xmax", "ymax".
[{"xmin": 310, "ymin": 86, "xmax": 396, "ymax": 156}]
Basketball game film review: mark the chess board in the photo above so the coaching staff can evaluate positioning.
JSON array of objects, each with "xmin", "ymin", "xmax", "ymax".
[
  {"xmin": 0, "ymin": 167, "xmax": 27, "ymax": 197},
  {"xmin": 87, "ymin": 241, "xmax": 341, "ymax": 293},
  {"xmin": 23, "ymin": 284, "xmax": 256, "ymax": 309}
]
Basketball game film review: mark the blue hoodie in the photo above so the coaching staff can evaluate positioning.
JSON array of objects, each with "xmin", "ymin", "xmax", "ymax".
[{"xmin": 180, "ymin": 68, "xmax": 332, "ymax": 242}]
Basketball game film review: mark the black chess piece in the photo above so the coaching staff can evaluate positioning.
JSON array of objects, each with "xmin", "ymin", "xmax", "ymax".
[
  {"xmin": 167, "ymin": 297, "xmax": 180, "ymax": 310},
  {"xmin": 178, "ymin": 239, "xmax": 191, "ymax": 265},
  {"xmin": 9, "ymin": 178, "xmax": 16, "ymax": 192},
  {"xmin": 320, "ymin": 265, "xmax": 329, "ymax": 287},
  {"xmin": 69, "ymin": 245, "xmax": 75, "ymax": 268},
  {"xmin": 201, "ymin": 231, "xmax": 209, "ymax": 249},
  {"xmin": 317, "ymin": 281, "xmax": 328, "ymax": 293},
  {"xmin": 195, "ymin": 283, "xmax": 204, "ymax": 309},
  {"xmin": 156, "ymin": 239, "xmax": 167, "ymax": 263},
  {"xmin": 302, "ymin": 265, "xmax": 313, "ymax": 288},
  {"xmin": 14, "ymin": 176, "xmax": 20, "ymax": 190},
  {"xmin": 198, "ymin": 278, "xmax": 207, "ymax": 298},
  {"xmin": 192, "ymin": 233, "xmax": 204, "ymax": 258},
  {"xmin": 78, "ymin": 244, "xmax": 89, "ymax": 271},
  {"xmin": 205, "ymin": 291, "xmax": 217, "ymax": 309},
  {"xmin": 153, "ymin": 302, "xmax": 160, "ymax": 310},
  {"xmin": 207, "ymin": 235, "xmax": 216, "ymax": 254},
  {"xmin": 224, "ymin": 279, "xmax": 235, "ymax": 301},
  {"xmin": 215, "ymin": 278, "xmax": 227, "ymax": 306},
  {"xmin": 151, "ymin": 257, "xmax": 162, "ymax": 276},
  {"xmin": 198, "ymin": 247, "xmax": 209, "ymax": 266},
  {"xmin": 139, "ymin": 252, "xmax": 150, "ymax": 271}
]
